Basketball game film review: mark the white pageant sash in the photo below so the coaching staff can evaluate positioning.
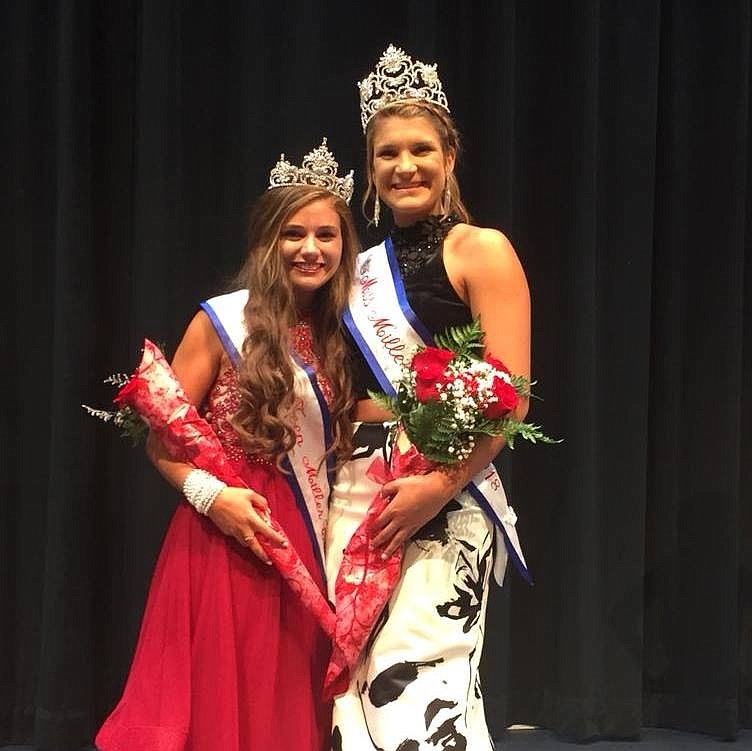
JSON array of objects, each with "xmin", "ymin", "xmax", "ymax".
[
  {"xmin": 344, "ymin": 240, "xmax": 531, "ymax": 586},
  {"xmin": 201, "ymin": 290, "xmax": 332, "ymax": 581}
]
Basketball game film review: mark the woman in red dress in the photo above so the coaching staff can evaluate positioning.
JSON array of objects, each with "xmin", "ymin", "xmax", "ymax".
[{"xmin": 95, "ymin": 139, "xmax": 358, "ymax": 751}]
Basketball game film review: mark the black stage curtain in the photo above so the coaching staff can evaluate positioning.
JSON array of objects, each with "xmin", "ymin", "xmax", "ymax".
[{"xmin": 2, "ymin": 1, "xmax": 750, "ymax": 748}]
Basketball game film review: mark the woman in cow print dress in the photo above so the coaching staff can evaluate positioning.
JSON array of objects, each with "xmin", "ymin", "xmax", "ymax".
[{"xmin": 326, "ymin": 47, "xmax": 531, "ymax": 751}]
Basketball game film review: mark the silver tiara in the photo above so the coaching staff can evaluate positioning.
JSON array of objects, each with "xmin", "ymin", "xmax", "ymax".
[
  {"xmin": 358, "ymin": 44, "xmax": 450, "ymax": 132},
  {"xmin": 268, "ymin": 138, "xmax": 354, "ymax": 204}
]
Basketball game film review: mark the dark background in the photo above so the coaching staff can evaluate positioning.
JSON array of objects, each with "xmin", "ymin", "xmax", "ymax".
[{"xmin": 2, "ymin": 1, "xmax": 750, "ymax": 748}]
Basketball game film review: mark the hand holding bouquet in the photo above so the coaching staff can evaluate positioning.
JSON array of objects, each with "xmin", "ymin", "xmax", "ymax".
[
  {"xmin": 325, "ymin": 320, "xmax": 557, "ymax": 695},
  {"xmin": 368, "ymin": 318, "xmax": 553, "ymax": 584},
  {"xmin": 84, "ymin": 340, "xmax": 336, "ymax": 638}
]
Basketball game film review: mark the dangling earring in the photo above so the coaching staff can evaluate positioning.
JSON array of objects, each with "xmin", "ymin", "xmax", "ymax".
[
  {"xmin": 373, "ymin": 195, "xmax": 381, "ymax": 227},
  {"xmin": 441, "ymin": 183, "xmax": 451, "ymax": 216}
]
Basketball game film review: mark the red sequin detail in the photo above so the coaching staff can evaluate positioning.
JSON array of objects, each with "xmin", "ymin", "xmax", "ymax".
[
  {"xmin": 203, "ymin": 366, "xmax": 260, "ymax": 465},
  {"xmin": 203, "ymin": 327, "xmax": 334, "ymax": 463}
]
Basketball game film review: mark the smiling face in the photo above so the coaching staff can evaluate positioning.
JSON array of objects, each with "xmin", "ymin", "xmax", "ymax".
[
  {"xmin": 371, "ymin": 114, "xmax": 456, "ymax": 226},
  {"xmin": 279, "ymin": 197, "xmax": 343, "ymax": 309}
]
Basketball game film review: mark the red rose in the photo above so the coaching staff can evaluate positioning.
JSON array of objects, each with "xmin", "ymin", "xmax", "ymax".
[
  {"xmin": 113, "ymin": 375, "xmax": 141, "ymax": 409},
  {"xmin": 412, "ymin": 347, "xmax": 454, "ymax": 381},
  {"xmin": 415, "ymin": 380, "xmax": 441, "ymax": 402},
  {"xmin": 485, "ymin": 354, "xmax": 511, "ymax": 374},
  {"xmin": 484, "ymin": 377, "xmax": 519, "ymax": 419},
  {"xmin": 412, "ymin": 347, "xmax": 453, "ymax": 403}
]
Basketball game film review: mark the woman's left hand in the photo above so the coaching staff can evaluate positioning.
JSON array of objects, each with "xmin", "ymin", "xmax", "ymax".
[{"xmin": 370, "ymin": 472, "xmax": 457, "ymax": 557}]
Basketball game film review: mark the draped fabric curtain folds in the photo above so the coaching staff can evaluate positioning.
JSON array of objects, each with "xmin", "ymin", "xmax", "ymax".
[{"xmin": 2, "ymin": 1, "xmax": 750, "ymax": 747}]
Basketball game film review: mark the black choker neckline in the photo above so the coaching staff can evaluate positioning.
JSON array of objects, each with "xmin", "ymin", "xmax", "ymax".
[{"xmin": 391, "ymin": 214, "xmax": 459, "ymax": 278}]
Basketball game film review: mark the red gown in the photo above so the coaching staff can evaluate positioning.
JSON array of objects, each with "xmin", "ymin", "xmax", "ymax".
[{"xmin": 95, "ymin": 366, "xmax": 332, "ymax": 751}]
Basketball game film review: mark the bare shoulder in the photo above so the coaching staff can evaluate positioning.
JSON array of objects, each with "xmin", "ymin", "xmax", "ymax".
[
  {"xmin": 177, "ymin": 310, "xmax": 224, "ymax": 359},
  {"xmin": 447, "ymin": 223, "xmax": 525, "ymax": 279},
  {"xmin": 171, "ymin": 309, "xmax": 224, "ymax": 405}
]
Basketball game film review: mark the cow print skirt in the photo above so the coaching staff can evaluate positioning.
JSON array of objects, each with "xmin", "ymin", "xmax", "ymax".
[{"xmin": 326, "ymin": 423, "xmax": 496, "ymax": 751}]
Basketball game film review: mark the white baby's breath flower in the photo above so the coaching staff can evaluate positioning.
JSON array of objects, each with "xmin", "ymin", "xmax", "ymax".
[
  {"xmin": 82, "ymin": 404, "xmax": 116, "ymax": 422},
  {"xmin": 103, "ymin": 373, "xmax": 131, "ymax": 387}
]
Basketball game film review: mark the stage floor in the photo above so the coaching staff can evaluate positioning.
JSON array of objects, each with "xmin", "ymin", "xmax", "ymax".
[
  {"xmin": 2, "ymin": 728, "xmax": 751, "ymax": 750},
  {"xmin": 499, "ymin": 727, "xmax": 752, "ymax": 748}
]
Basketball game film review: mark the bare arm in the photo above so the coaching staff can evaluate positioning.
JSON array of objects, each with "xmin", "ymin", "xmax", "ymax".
[
  {"xmin": 372, "ymin": 227, "xmax": 531, "ymax": 556},
  {"xmin": 147, "ymin": 310, "xmax": 286, "ymax": 563}
]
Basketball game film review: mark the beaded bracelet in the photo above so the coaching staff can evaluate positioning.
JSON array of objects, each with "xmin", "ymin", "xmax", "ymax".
[{"xmin": 182, "ymin": 468, "xmax": 226, "ymax": 515}]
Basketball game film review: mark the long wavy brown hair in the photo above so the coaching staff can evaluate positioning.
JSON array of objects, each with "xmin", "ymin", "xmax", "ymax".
[
  {"xmin": 230, "ymin": 185, "xmax": 358, "ymax": 469},
  {"xmin": 362, "ymin": 101, "xmax": 471, "ymax": 224}
]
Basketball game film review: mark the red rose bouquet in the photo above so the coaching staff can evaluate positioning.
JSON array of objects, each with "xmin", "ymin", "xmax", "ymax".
[
  {"xmin": 324, "ymin": 320, "xmax": 556, "ymax": 697},
  {"xmin": 84, "ymin": 339, "xmax": 336, "ymax": 638},
  {"xmin": 370, "ymin": 318, "xmax": 556, "ymax": 463}
]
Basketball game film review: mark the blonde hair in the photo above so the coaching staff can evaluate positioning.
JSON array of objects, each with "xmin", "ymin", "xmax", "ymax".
[
  {"xmin": 230, "ymin": 185, "xmax": 358, "ymax": 469},
  {"xmin": 362, "ymin": 101, "xmax": 471, "ymax": 224}
]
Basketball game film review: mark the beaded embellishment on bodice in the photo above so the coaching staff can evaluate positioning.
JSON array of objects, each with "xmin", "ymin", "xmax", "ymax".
[
  {"xmin": 202, "ymin": 321, "xmax": 334, "ymax": 464},
  {"xmin": 203, "ymin": 366, "xmax": 252, "ymax": 465},
  {"xmin": 391, "ymin": 213, "xmax": 459, "ymax": 278}
]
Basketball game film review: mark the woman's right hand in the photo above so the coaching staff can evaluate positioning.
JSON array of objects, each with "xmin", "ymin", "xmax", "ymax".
[{"xmin": 207, "ymin": 486, "xmax": 288, "ymax": 564}]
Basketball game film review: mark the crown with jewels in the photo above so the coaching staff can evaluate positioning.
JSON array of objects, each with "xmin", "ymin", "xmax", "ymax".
[
  {"xmin": 358, "ymin": 44, "xmax": 450, "ymax": 132},
  {"xmin": 267, "ymin": 138, "xmax": 354, "ymax": 204}
]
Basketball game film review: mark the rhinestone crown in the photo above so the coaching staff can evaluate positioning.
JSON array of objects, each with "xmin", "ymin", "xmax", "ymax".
[
  {"xmin": 268, "ymin": 138, "xmax": 354, "ymax": 204},
  {"xmin": 358, "ymin": 44, "xmax": 450, "ymax": 132}
]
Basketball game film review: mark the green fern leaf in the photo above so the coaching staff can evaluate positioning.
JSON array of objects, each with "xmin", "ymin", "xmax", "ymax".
[
  {"xmin": 434, "ymin": 317, "xmax": 484, "ymax": 359},
  {"xmin": 367, "ymin": 389, "xmax": 400, "ymax": 417},
  {"xmin": 117, "ymin": 407, "xmax": 149, "ymax": 447}
]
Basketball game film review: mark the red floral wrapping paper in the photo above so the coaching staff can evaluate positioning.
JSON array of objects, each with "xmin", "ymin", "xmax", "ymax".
[
  {"xmin": 324, "ymin": 438, "xmax": 435, "ymax": 697},
  {"xmin": 116, "ymin": 339, "xmax": 336, "ymax": 638}
]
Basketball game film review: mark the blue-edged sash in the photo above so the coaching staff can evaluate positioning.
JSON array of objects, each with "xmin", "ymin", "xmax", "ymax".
[
  {"xmin": 201, "ymin": 290, "xmax": 332, "ymax": 582},
  {"xmin": 344, "ymin": 239, "xmax": 531, "ymax": 586}
]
